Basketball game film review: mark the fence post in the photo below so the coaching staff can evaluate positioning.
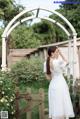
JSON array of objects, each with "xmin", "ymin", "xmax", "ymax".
[
  {"xmin": 39, "ymin": 88, "xmax": 45, "ymax": 119},
  {"xmin": 26, "ymin": 88, "xmax": 32, "ymax": 119},
  {"xmin": 15, "ymin": 87, "xmax": 20, "ymax": 119}
]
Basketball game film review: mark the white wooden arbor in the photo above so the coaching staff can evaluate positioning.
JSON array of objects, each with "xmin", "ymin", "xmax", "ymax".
[{"xmin": 1, "ymin": 7, "xmax": 78, "ymax": 82}]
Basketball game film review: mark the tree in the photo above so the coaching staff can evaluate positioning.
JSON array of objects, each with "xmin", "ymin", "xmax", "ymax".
[
  {"xmin": 0, "ymin": 0, "xmax": 24, "ymax": 26},
  {"xmin": 63, "ymin": 6, "xmax": 80, "ymax": 37},
  {"xmin": 49, "ymin": 11, "xmax": 68, "ymax": 42},
  {"xmin": 10, "ymin": 25, "xmax": 41, "ymax": 48},
  {"xmin": 60, "ymin": 0, "xmax": 80, "ymax": 37},
  {"xmin": 60, "ymin": 0, "xmax": 80, "ymax": 10},
  {"xmin": 32, "ymin": 20, "xmax": 56, "ymax": 44}
]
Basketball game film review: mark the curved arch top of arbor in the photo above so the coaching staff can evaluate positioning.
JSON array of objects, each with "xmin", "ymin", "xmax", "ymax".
[
  {"xmin": 7, "ymin": 16, "xmax": 70, "ymax": 37},
  {"xmin": 1, "ymin": 7, "xmax": 78, "ymax": 82},
  {"xmin": 2, "ymin": 7, "xmax": 77, "ymax": 37}
]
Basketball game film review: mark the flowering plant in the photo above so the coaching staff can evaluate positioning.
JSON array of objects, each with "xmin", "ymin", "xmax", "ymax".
[{"xmin": 0, "ymin": 71, "xmax": 15, "ymax": 118}]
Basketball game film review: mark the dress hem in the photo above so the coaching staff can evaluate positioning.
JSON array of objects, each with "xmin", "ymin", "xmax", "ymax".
[{"xmin": 49, "ymin": 114, "xmax": 75, "ymax": 118}]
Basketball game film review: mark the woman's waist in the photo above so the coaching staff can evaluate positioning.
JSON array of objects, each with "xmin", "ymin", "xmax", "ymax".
[
  {"xmin": 52, "ymin": 72, "xmax": 63, "ymax": 77},
  {"xmin": 51, "ymin": 73, "xmax": 64, "ymax": 80}
]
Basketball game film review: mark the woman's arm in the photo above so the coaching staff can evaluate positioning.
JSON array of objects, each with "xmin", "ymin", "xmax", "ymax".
[{"xmin": 58, "ymin": 48, "xmax": 69, "ymax": 64}]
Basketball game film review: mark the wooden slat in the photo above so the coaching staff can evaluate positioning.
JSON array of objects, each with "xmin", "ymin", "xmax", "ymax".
[
  {"xmin": 15, "ymin": 88, "xmax": 48, "ymax": 119},
  {"xmin": 39, "ymin": 88, "xmax": 45, "ymax": 119},
  {"xmin": 26, "ymin": 88, "xmax": 32, "ymax": 119}
]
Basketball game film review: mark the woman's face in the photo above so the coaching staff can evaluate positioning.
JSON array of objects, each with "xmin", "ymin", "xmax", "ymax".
[{"xmin": 51, "ymin": 48, "xmax": 59, "ymax": 58}]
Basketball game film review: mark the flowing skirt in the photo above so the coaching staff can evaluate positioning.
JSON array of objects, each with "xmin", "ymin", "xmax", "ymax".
[{"xmin": 48, "ymin": 74, "xmax": 75, "ymax": 119}]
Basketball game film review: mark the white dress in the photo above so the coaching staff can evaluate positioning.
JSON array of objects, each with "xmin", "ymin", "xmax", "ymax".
[{"xmin": 44, "ymin": 58, "xmax": 75, "ymax": 119}]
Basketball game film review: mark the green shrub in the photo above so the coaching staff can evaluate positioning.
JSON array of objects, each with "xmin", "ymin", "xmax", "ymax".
[
  {"xmin": 10, "ymin": 57, "xmax": 47, "ymax": 86},
  {"xmin": 0, "ymin": 71, "xmax": 15, "ymax": 118}
]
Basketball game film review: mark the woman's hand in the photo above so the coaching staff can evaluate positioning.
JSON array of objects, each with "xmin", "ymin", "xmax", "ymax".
[
  {"xmin": 45, "ymin": 74, "xmax": 51, "ymax": 81},
  {"xmin": 57, "ymin": 48, "xmax": 61, "ymax": 54}
]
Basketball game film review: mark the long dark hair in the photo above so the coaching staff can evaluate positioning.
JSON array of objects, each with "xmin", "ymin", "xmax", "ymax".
[{"xmin": 46, "ymin": 46, "xmax": 57, "ymax": 74}]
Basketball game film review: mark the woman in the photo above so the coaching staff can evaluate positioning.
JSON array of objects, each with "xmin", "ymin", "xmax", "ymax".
[{"xmin": 43, "ymin": 46, "xmax": 75, "ymax": 119}]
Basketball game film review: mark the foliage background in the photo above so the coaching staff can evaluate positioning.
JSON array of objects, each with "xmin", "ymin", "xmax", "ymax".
[{"xmin": 0, "ymin": 0, "xmax": 80, "ymax": 49}]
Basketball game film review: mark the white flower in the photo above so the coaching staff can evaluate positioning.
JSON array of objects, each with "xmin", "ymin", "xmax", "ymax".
[
  {"xmin": 12, "ymin": 94, "xmax": 15, "ymax": 97},
  {"xmin": 2, "ymin": 91, "xmax": 5, "ymax": 94},
  {"xmin": 11, "ymin": 110, "xmax": 15, "ymax": 114},
  {"xmin": 10, "ymin": 98, "xmax": 13, "ymax": 102},
  {"xmin": 6, "ymin": 103, "xmax": 9, "ymax": 106},
  {"xmin": 11, "ymin": 106, "xmax": 14, "ymax": 109},
  {"xmin": 11, "ymin": 112, "xmax": 14, "ymax": 114},
  {"xmin": 5, "ymin": 96, "xmax": 8, "ymax": 98},
  {"xmin": 0, "ymin": 97, "xmax": 8, "ymax": 103},
  {"xmin": 0, "ymin": 81, "xmax": 3, "ymax": 84}
]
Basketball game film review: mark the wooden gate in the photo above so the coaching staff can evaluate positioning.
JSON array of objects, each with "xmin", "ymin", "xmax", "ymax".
[{"xmin": 15, "ymin": 87, "xmax": 48, "ymax": 119}]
